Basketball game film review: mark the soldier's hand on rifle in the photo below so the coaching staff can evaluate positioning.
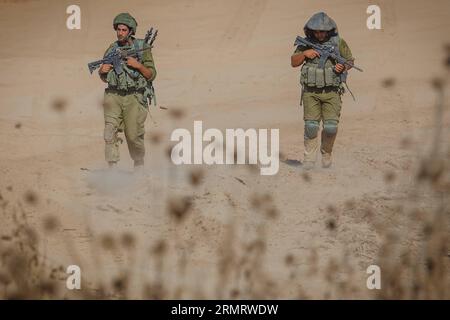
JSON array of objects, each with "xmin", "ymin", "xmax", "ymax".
[
  {"xmin": 126, "ymin": 57, "xmax": 141, "ymax": 69},
  {"xmin": 334, "ymin": 63, "xmax": 345, "ymax": 73},
  {"xmin": 99, "ymin": 64, "xmax": 113, "ymax": 74},
  {"xmin": 303, "ymin": 49, "xmax": 320, "ymax": 59}
]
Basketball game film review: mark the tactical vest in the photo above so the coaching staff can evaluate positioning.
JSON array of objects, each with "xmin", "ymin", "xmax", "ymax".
[
  {"xmin": 300, "ymin": 36, "xmax": 342, "ymax": 88},
  {"xmin": 104, "ymin": 38, "xmax": 149, "ymax": 92}
]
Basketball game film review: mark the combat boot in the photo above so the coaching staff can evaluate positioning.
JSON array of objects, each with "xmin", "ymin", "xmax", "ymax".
[
  {"xmin": 108, "ymin": 161, "xmax": 117, "ymax": 169},
  {"xmin": 321, "ymin": 126, "xmax": 337, "ymax": 168},
  {"xmin": 321, "ymin": 152, "xmax": 332, "ymax": 168},
  {"xmin": 134, "ymin": 159, "xmax": 144, "ymax": 173},
  {"xmin": 303, "ymin": 136, "xmax": 319, "ymax": 170}
]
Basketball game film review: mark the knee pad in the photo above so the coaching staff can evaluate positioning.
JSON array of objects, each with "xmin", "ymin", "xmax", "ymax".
[
  {"xmin": 104, "ymin": 123, "xmax": 117, "ymax": 143},
  {"xmin": 323, "ymin": 120, "xmax": 338, "ymax": 136},
  {"xmin": 304, "ymin": 120, "xmax": 320, "ymax": 139}
]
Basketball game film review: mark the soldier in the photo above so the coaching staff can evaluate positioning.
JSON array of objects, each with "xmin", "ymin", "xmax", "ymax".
[
  {"xmin": 291, "ymin": 12, "xmax": 354, "ymax": 169},
  {"xmin": 98, "ymin": 13, "xmax": 157, "ymax": 170}
]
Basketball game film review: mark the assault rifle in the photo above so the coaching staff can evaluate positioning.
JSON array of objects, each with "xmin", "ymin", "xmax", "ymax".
[
  {"xmin": 87, "ymin": 27, "xmax": 158, "ymax": 75},
  {"xmin": 294, "ymin": 35, "xmax": 363, "ymax": 100}
]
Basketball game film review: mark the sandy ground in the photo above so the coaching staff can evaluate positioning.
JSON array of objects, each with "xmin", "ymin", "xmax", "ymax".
[{"xmin": 0, "ymin": 0, "xmax": 449, "ymax": 298}]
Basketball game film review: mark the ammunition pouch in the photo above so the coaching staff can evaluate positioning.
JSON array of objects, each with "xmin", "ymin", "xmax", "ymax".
[{"xmin": 300, "ymin": 65, "xmax": 341, "ymax": 88}]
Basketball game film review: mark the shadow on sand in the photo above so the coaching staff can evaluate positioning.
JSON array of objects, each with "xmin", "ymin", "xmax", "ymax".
[{"xmin": 280, "ymin": 158, "xmax": 302, "ymax": 167}]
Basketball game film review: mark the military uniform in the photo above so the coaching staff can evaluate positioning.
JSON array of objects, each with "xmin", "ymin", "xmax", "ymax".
[
  {"xmin": 100, "ymin": 13, "xmax": 157, "ymax": 167},
  {"xmin": 293, "ymin": 12, "xmax": 354, "ymax": 168}
]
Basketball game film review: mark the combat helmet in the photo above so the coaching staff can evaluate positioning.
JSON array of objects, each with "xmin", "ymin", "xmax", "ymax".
[
  {"xmin": 113, "ymin": 13, "xmax": 138, "ymax": 35},
  {"xmin": 304, "ymin": 12, "xmax": 338, "ymax": 39}
]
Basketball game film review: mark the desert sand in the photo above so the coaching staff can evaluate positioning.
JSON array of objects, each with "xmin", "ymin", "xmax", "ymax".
[{"xmin": 0, "ymin": 0, "xmax": 449, "ymax": 299}]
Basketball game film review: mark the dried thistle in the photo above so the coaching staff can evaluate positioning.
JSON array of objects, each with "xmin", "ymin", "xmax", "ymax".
[
  {"xmin": 301, "ymin": 172, "xmax": 311, "ymax": 182},
  {"xmin": 167, "ymin": 196, "xmax": 193, "ymax": 223},
  {"xmin": 284, "ymin": 254, "xmax": 295, "ymax": 266},
  {"xmin": 51, "ymin": 98, "xmax": 68, "ymax": 113},
  {"xmin": 1, "ymin": 235, "xmax": 12, "ymax": 241},
  {"xmin": 148, "ymin": 131, "xmax": 163, "ymax": 145},
  {"xmin": 400, "ymin": 136, "xmax": 413, "ymax": 149},
  {"xmin": 326, "ymin": 218, "xmax": 337, "ymax": 231},
  {"xmin": 169, "ymin": 108, "xmax": 185, "ymax": 120},
  {"xmin": 24, "ymin": 190, "xmax": 38, "ymax": 205},
  {"xmin": 423, "ymin": 224, "xmax": 434, "ymax": 238},
  {"xmin": 381, "ymin": 77, "xmax": 396, "ymax": 88},
  {"xmin": 383, "ymin": 171, "xmax": 396, "ymax": 184},
  {"xmin": 265, "ymin": 207, "xmax": 279, "ymax": 219},
  {"xmin": 151, "ymin": 239, "xmax": 168, "ymax": 256},
  {"xmin": 417, "ymin": 158, "xmax": 444, "ymax": 183},
  {"xmin": 100, "ymin": 234, "xmax": 116, "ymax": 251},
  {"xmin": 121, "ymin": 232, "xmax": 136, "ymax": 249},
  {"xmin": 112, "ymin": 274, "xmax": 129, "ymax": 293},
  {"xmin": 430, "ymin": 77, "xmax": 445, "ymax": 90},
  {"xmin": 230, "ymin": 288, "xmax": 240, "ymax": 299},
  {"xmin": 425, "ymin": 257, "xmax": 435, "ymax": 274},
  {"xmin": 189, "ymin": 169, "xmax": 204, "ymax": 187},
  {"xmin": 250, "ymin": 193, "xmax": 272, "ymax": 210},
  {"xmin": 42, "ymin": 215, "xmax": 60, "ymax": 233},
  {"xmin": 246, "ymin": 239, "xmax": 266, "ymax": 253}
]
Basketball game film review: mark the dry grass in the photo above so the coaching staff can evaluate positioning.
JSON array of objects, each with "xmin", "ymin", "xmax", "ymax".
[{"xmin": 0, "ymin": 48, "xmax": 449, "ymax": 301}]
